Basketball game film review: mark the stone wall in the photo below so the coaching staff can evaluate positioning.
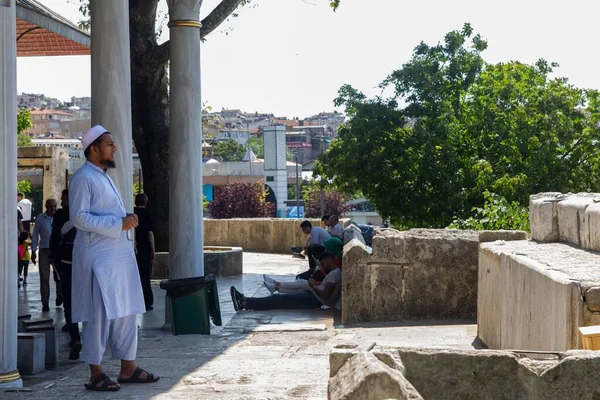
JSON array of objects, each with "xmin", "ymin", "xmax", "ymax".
[
  {"xmin": 204, "ymin": 218, "xmax": 323, "ymax": 254},
  {"xmin": 477, "ymin": 192, "xmax": 600, "ymax": 351},
  {"xmin": 329, "ymin": 346, "xmax": 600, "ymax": 400},
  {"xmin": 342, "ymin": 228, "xmax": 527, "ymax": 325}
]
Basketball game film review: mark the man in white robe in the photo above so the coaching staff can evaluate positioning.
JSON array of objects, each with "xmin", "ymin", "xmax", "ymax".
[{"xmin": 70, "ymin": 125, "xmax": 159, "ymax": 392}]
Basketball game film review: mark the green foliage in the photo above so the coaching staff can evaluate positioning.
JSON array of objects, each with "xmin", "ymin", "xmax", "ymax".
[
  {"xmin": 318, "ymin": 24, "xmax": 600, "ymax": 228},
  {"xmin": 17, "ymin": 180, "xmax": 31, "ymax": 196},
  {"xmin": 17, "ymin": 134, "xmax": 33, "ymax": 147},
  {"xmin": 247, "ymin": 136, "xmax": 264, "ymax": 159},
  {"xmin": 448, "ymin": 191, "xmax": 529, "ymax": 231},
  {"xmin": 213, "ymin": 139, "xmax": 246, "ymax": 161},
  {"xmin": 17, "ymin": 108, "xmax": 33, "ymax": 135}
]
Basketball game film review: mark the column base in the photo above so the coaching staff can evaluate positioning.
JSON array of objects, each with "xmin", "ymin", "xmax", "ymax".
[{"xmin": 0, "ymin": 370, "xmax": 22, "ymax": 389}]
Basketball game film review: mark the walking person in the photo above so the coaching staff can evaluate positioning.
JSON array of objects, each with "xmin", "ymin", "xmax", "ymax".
[
  {"xmin": 70, "ymin": 125, "xmax": 159, "ymax": 391},
  {"xmin": 31, "ymin": 198, "xmax": 62, "ymax": 311},
  {"xmin": 50, "ymin": 188, "xmax": 82, "ymax": 359},
  {"xmin": 133, "ymin": 193, "xmax": 156, "ymax": 311},
  {"xmin": 18, "ymin": 193, "xmax": 33, "ymax": 233}
]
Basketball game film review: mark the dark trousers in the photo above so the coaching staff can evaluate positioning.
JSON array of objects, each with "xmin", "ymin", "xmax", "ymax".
[
  {"xmin": 136, "ymin": 253, "xmax": 154, "ymax": 309},
  {"xmin": 245, "ymin": 291, "xmax": 321, "ymax": 311},
  {"xmin": 18, "ymin": 260, "xmax": 29, "ymax": 278},
  {"xmin": 56, "ymin": 261, "xmax": 80, "ymax": 343},
  {"xmin": 296, "ymin": 244, "xmax": 326, "ymax": 280}
]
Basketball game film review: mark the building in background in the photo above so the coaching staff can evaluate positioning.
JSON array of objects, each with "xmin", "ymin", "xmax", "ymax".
[{"xmin": 70, "ymin": 96, "xmax": 91, "ymax": 110}]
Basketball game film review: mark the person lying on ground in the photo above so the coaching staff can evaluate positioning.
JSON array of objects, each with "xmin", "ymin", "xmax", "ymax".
[{"xmin": 230, "ymin": 251, "xmax": 342, "ymax": 311}]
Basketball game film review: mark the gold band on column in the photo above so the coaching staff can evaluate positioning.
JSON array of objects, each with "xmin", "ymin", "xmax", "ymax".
[
  {"xmin": 0, "ymin": 370, "xmax": 21, "ymax": 384},
  {"xmin": 168, "ymin": 19, "xmax": 202, "ymax": 29}
]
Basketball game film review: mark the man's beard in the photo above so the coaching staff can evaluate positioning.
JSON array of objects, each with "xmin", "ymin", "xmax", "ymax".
[{"xmin": 106, "ymin": 160, "xmax": 116, "ymax": 169}]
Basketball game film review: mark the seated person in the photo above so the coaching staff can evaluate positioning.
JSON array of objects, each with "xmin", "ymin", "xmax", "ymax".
[
  {"xmin": 267, "ymin": 237, "xmax": 343, "ymax": 293},
  {"xmin": 230, "ymin": 251, "xmax": 342, "ymax": 311},
  {"xmin": 327, "ymin": 215, "xmax": 343, "ymax": 240},
  {"xmin": 294, "ymin": 221, "xmax": 332, "ymax": 280}
]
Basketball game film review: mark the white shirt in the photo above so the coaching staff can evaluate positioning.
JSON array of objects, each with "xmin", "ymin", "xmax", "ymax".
[
  {"xmin": 315, "ymin": 268, "xmax": 342, "ymax": 310},
  {"xmin": 18, "ymin": 199, "xmax": 33, "ymax": 221},
  {"xmin": 31, "ymin": 212, "xmax": 53, "ymax": 252},
  {"xmin": 327, "ymin": 223, "xmax": 343, "ymax": 240},
  {"xmin": 310, "ymin": 226, "xmax": 331, "ymax": 246}
]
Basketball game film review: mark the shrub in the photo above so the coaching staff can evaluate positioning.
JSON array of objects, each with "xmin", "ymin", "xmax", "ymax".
[
  {"xmin": 209, "ymin": 183, "xmax": 275, "ymax": 219},
  {"xmin": 303, "ymin": 185, "xmax": 351, "ymax": 218},
  {"xmin": 448, "ymin": 191, "xmax": 529, "ymax": 231}
]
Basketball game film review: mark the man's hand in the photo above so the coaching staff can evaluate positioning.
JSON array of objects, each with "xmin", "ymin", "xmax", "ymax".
[
  {"xmin": 308, "ymin": 278, "xmax": 317, "ymax": 288},
  {"xmin": 150, "ymin": 250, "xmax": 156, "ymax": 263},
  {"xmin": 122, "ymin": 213, "xmax": 139, "ymax": 231}
]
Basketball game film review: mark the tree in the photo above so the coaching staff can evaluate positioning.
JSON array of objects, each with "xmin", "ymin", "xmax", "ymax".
[
  {"xmin": 248, "ymin": 136, "xmax": 294, "ymax": 161},
  {"xmin": 303, "ymin": 182, "xmax": 350, "ymax": 218},
  {"xmin": 76, "ymin": 1, "xmax": 343, "ymax": 250},
  {"xmin": 209, "ymin": 183, "xmax": 275, "ymax": 218},
  {"xmin": 17, "ymin": 180, "xmax": 32, "ymax": 196},
  {"xmin": 247, "ymin": 136, "xmax": 264, "ymax": 159},
  {"xmin": 213, "ymin": 139, "xmax": 246, "ymax": 161},
  {"xmin": 17, "ymin": 108, "xmax": 33, "ymax": 135},
  {"xmin": 317, "ymin": 24, "xmax": 600, "ymax": 228},
  {"xmin": 17, "ymin": 133, "xmax": 33, "ymax": 147}
]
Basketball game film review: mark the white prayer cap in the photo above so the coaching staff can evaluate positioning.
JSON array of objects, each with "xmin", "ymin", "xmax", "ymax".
[{"xmin": 81, "ymin": 125, "xmax": 109, "ymax": 150}]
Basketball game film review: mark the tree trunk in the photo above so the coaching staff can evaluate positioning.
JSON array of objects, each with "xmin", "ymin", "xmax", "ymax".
[{"xmin": 129, "ymin": 0, "xmax": 170, "ymax": 251}]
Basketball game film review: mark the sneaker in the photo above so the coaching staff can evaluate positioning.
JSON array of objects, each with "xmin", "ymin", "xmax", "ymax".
[
  {"xmin": 18, "ymin": 276, "xmax": 23, "ymax": 282},
  {"xmin": 42, "ymin": 303, "xmax": 50, "ymax": 312},
  {"xmin": 230, "ymin": 286, "xmax": 244, "ymax": 312},
  {"xmin": 264, "ymin": 281, "xmax": 276, "ymax": 294},
  {"xmin": 56, "ymin": 295, "xmax": 63, "ymax": 307},
  {"xmin": 263, "ymin": 274, "xmax": 276, "ymax": 285},
  {"xmin": 69, "ymin": 341, "xmax": 82, "ymax": 360},
  {"xmin": 23, "ymin": 279, "xmax": 27, "ymax": 286}
]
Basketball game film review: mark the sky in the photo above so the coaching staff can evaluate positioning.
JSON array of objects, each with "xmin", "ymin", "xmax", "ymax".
[{"xmin": 17, "ymin": 0, "xmax": 600, "ymax": 118}]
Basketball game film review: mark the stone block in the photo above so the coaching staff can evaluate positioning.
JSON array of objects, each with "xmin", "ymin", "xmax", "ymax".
[
  {"xmin": 204, "ymin": 247, "xmax": 243, "ymax": 277},
  {"xmin": 397, "ymin": 348, "xmax": 536, "ymax": 400},
  {"xmin": 371, "ymin": 228, "xmax": 407, "ymax": 264},
  {"xmin": 370, "ymin": 264, "xmax": 404, "ymax": 322},
  {"xmin": 328, "ymin": 352, "xmax": 424, "ymax": 400},
  {"xmin": 583, "ymin": 286, "xmax": 600, "ymax": 312},
  {"xmin": 228, "ymin": 219, "xmax": 253, "ymax": 251},
  {"xmin": 342, "ymin": 224, "xmax": 366, "ymax": 247},
  {"xmin": 341, "ymin": 239, "xmax": 371, "ymax": 325},
  {"xmin": 329, "ymin": 342, "xmax": 376, "ymax": 377},
  {"xmin": 557, "ymin": 194, "xmax": 599, "ymax": 247},
  {"xmin": 584, "ymin": 201, "xmax": 600, "ymax": 251},
  {"xmin": 204, "ymin": 218, "xmax": 229, "ymax": 247},
  {"xmin": 21, "ymin": 317, "xmax": 53, "ymax": 333},
  {"xmin": 478, "ymin": 241, "xmax": 585, "ymax": 351},
  {"xmin": 478, "ymin": 230, "xmax": 528, "ymax": 243},
  {"xmin": 401, "ymin": 230, "xmax": 479, "ymax": 319},
  {"xmin": 536, "ymin": 352, "xmax": 600, "ymax": 400},
  {"xmin": 17, "ymin": 333, "xmax": 45, "ymax": 375},
  {"xmin": 529, "ymin": 192, "xmax": 565, "ymax": 242},
  {"xmin": 25, "ymin": 324, "xmax": 58, "ymax": 365}
]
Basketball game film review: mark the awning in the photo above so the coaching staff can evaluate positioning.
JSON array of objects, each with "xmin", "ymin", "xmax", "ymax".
[{"xmin": 16, "ymin": 0, "xmax": 90, "ymax": 57}]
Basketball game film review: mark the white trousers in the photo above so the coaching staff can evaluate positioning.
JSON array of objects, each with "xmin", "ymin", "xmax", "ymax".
[
  {"xmin": 278, "ymin": 279, "xmax": 310, "ymax": 294},
  {"xmin": 81, "ymin": 275, "xmax": 138, "ymax": 365}
]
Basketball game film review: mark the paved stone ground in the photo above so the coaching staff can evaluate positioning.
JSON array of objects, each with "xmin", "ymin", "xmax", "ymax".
[{"xmin": 6, "ymin": 252, "xmax": 478, "ymax": 399}]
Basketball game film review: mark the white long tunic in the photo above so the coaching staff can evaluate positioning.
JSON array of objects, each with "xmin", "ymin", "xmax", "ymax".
[{"xmin": 70, "ymin": 161, "xmax": 145, "ymax": 323}]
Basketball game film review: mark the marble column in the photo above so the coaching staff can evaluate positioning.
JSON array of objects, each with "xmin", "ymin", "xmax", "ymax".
[
  {"xmin": 90, "ymin": 0, "xmax": 133, "ymax": 211},
  {"xmin": 0, "ymin": 0, "xmax": 22, "ymax": 389},
  {"xmin": 167, "ymin": 0, "xmax": 204, "ymax": 279}
]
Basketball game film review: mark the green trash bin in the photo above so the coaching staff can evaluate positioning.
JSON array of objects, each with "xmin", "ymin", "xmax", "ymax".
[{"xmin": 160, "ymin": 275, "xmax": 222, "ymax": 335}]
